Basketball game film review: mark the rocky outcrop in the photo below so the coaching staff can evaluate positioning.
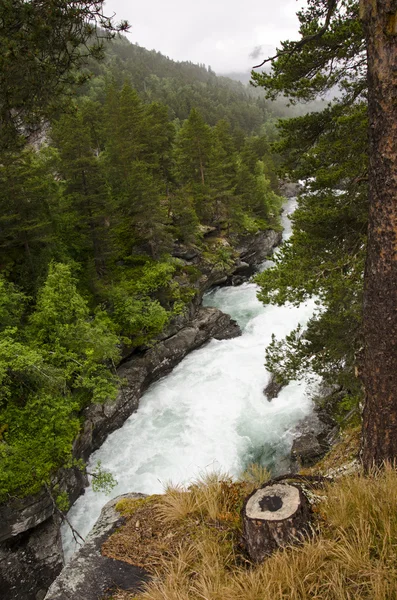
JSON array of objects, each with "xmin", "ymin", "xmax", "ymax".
[
  {"xmin": 0, "ymin": 467, "xmax": 87, "ymax": 600},
  {"xmin": 44, "ymin": 494, "xmax": 149, "ymax": 600},
  {"xmin": 237, "ymin": 229, "xmax": 282, "ymax": 268},
  {"xmin": 263, "ymin": 375, "xmax": 285, "ymax": 401},
  {"xmin": 77, "ymin": 307, "xmax": 241, "ymax": 459},
  {"xmin": 279, "ymin": 180, "xmax": 302, "ymax": 198},
  {"xmin": 1, "ymin": 516, "xmax": 63, "ymax": 600},
  {"xmin": 290, "ymin": 385, "xmax": 342, "ymax": 469},
  {"xmin": 221, "ymin": 229, "xmax": 283, "ymax": 286}
]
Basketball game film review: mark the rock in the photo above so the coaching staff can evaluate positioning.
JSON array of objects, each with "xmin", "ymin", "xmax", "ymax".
[
  {"xmin": 0, "ymin": 467, "xmax": 87, "ymax": 543},
  {"xmin": 279, "ymin": 180, "xmax": 302, "ymax": 198},
  {"xmin": 263, "ymin": 376, "xmax": 284, "ymax": 401},
  {"xmin": 291, "ymin": 432, "xmax": 324, "ymax": 467},
  {"xmin": 290, "ymin": 384, "xmax": 341, "ymax": 470},
  {"xmin": 0, "ymin": 467, "xmax": 87, "ymax": 600},
  {"xmin": 44, "ymin": 494, "xmax": 149, "ymax": 600},
  {"xmin": 233, "ymin": 260, "xmax": 251, "ymax": 276},
  {"xmin": 78, "ymin": 307, "xmax": 241, "ymax": 456},
  {"xmin": 198, "ymin": 224, "xmax": 217, "ymax": 236},
  {"xmin": 237, "ymin": 230, "xmax": 283, "ymax": 268},
  {"xmin": 1, "ymin": 516, "xmax": 63, "ymax": 600},
  {"xmin": 171, "ymin": 244, "xmax": 199, "ymax": 261}
]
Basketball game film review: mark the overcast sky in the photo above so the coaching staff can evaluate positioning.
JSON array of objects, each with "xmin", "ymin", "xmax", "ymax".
[{"xmin": 104, "ymin": 0, "xmax": 306, "ymax": 76}]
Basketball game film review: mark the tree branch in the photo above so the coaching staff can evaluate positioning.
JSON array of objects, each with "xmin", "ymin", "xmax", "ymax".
[
  {"xmin": 44, "ymin": 483, "xmax": 86, "ymax": 547},
  {"xmin": 253, "ymin": 0, "xmax": 340, "ymax": 69}
]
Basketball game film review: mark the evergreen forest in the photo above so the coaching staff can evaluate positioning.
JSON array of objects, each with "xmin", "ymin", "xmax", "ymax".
[{"xmin": 0, "ymin": 32, "xmax": 284, "ymax": 501}]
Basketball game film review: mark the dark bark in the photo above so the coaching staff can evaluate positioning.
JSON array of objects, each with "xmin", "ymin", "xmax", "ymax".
[
  {"xmin": 242, "ymin": 481, "xmax": 313, "ymax": 562},
  {"xmin": 360, "ymin": 0, "xmax": 397, "ymax": 469}
]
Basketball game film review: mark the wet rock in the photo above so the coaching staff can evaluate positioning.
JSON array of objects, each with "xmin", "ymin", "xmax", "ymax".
[
  {"xmin": 237, "ymin": 230, "xmax": 282, "ymax": 268},
  {"xmin": 290, "ymin": 385, "xmax": 341, "ymax": 470},
  {"xmin": 76, "ymin": 307, "xmax": 241, "ymax": 459},
  {"xmin": 263, "ymin": 376, "xmax": 285, "ymax": 401},
  {"xmin": 44, "ymin": 494, "xmax": 149, "ymax": 600},
  {"xmin": 291, "ymin": 432, "xmax": 324, "ymax": 467}
]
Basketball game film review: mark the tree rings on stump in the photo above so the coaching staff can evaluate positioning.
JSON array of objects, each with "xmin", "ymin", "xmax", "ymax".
[{"xmin": 242, "ymin": 482, "xmax": 313, "ymax": 562}]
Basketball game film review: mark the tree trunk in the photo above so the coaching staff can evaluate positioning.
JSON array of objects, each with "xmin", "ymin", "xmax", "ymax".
[
  {"xmin": 242, "ymin": 482, "xmax": 312, "ymax": 562},
  {"xmin": 360, "ymin": 1, "xmax": 397, "ymax": 469}
]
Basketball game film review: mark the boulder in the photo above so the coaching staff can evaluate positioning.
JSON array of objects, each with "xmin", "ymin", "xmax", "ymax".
[
  {"xmin": 237, "ymin": 230, "xmax": 282, "ymax": 268},
  {"xmin": 263, "ymin": 375, "xmax": 285, "ymax": 401},
  {"xmin": 290, "ymin": 386, "xmax": 340, "ymax": 470},
  {"xmin": 171, "ymin": 244, "xmax": 199, "ymax": 261},
  {"xmin": 291, "ymin": 432, "xmax": 324, "ymax": 467},
  {"xmin": 44, "ymin": 494, "xmax": 149, "ymax": 600}
]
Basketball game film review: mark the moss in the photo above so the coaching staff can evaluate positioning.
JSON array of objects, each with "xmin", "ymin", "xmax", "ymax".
[{"xmin": 115, "ymin": 495, "xmax": 159, "ymax": 516}]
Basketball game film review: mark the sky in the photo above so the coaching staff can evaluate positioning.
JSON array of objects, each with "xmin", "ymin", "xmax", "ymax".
[{"xmin": 104, "ymin": 0, "xmax": 306, "ymax": 76}]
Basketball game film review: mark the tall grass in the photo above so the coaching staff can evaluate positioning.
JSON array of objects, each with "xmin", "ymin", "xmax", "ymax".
[
  {"xmin": 156, "ymin": 470, "xmax": 241, "ymax": 523},
  {"xmin": 138, "ymin": 464, "xmax": 397, "ymax": 600}
]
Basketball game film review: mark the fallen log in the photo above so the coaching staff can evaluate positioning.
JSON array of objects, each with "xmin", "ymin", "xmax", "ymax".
[{"xmin": 242, "ymin": 480, "xmax": 313, "ymax": 562}]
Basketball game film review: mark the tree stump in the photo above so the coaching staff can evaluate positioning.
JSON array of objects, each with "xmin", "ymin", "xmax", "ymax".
[{"xmin": 242, "ymin": 482, "xmax": 313, "ymax": 562}]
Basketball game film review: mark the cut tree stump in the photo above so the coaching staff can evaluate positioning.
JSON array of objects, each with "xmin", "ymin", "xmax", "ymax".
[{"xmin": 242, "ymin": 481, "xmax": 313, "ymax": 562}]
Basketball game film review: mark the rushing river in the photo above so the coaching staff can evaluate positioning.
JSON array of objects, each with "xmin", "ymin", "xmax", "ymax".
[{"xmin": 62, "ymin": 198, "xmax": 316, "ymax": 560}]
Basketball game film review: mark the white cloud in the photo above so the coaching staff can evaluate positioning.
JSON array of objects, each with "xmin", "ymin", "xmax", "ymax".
[{"xmin": 104, "ymin": 0, "xmax": 306, "ymax": 74}]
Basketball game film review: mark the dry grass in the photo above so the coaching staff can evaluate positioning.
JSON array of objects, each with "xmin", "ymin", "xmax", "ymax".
[
  {"xmin": 156, "ymin": 470, "xmax": 247, "ymax": 524},
  {"xmin": 116, "ymin": 464, "xmax": 397, "ymax": 600},
  {"xmin": 237, "ymin": 462, "xmax": 271, "ymax": 492}
]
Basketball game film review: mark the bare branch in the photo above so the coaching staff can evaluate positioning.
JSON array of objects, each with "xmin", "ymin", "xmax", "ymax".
[{"xmin": 44, "ymin": 483, "xmax": 85, "ymax": 547}]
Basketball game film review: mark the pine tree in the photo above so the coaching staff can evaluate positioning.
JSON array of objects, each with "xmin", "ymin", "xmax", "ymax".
[
  {"xmin": 175, "ymin": 108, "xmax": 213, "ymax": 221},
  {"xmin": 51, "ymin": 110, "xmax": 110, "ymax": 277},
  {"xmin": 253, "ymin": 0, "xmax": 368, "ymax": 406},
  {"xmin": 0, "ymin": 147, "xmax": 57, "ymax": 288}
]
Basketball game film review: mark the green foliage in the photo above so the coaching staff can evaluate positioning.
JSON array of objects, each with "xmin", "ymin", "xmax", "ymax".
[
  {"xmin": 0, "ymin": 0, "xmax": 128, "ymax": 150},
  {"xmin": 90, "ymin": 460, "xmax": 117, "ymax": 494},
  {"xmin": 254, "ymin": 0, "xmax": 367, "ymax": 397},
  {"xmin": 0, "ymin": 25, "xmax": 284, "ymax": 501},
  {"xmin": 0, "ymin": 264, "xmax": 121, "ymax": 500}
]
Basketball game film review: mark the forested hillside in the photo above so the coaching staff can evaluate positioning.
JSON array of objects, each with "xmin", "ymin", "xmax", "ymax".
[
  {"xmin": 0, "ymin": 33, "xmax": 283, "ymax": 501},
  {"xmin": 80, "ymin": 35, "xmax": 274, "ymax": 133}
]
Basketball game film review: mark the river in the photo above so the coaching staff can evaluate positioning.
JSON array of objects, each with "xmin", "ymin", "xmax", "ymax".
[{"xmin": 62, "ymin": 197, "xmax": 316, "ymax": 560}]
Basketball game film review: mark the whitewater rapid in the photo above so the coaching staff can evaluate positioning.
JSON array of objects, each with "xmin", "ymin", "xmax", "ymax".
[{"xmin": 62, "ymin": 198, "xmax": 316, "ymax": 559}]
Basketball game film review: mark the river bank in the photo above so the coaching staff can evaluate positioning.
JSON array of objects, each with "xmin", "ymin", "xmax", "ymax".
[
  {"xmin": 57, "ymin": 198, "xmax": 317, "ymax": 569},
  {"xmin": 0, "ymin": 223, "xmax": 282, "ymax": 600}
]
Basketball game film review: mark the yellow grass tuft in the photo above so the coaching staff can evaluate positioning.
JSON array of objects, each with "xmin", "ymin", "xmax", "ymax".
[
  {"xmin": 156, "ymin": 470, "xmax": 243, "ymax": 523},
  {"xmin": 238, "ymin": 462, "xmax": 271, "ymax": 492}
]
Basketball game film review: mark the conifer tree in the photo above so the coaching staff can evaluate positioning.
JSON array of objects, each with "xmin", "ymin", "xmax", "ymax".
[
  {"xmin": 0, "ymin": 148, "xmax": 57, "ymax": 287},
  {"xmin": 175, "ymin": 108, "xmax": 213, "ymax": 221},
  {"xmin": 51, "ymin": 110, "xmax": 109, "ymax": 277}
]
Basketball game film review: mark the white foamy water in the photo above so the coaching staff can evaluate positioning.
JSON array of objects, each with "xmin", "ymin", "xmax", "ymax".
[{"xmin": 62, "ymin": 198, "xmax": 316, "ymax": 559}]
